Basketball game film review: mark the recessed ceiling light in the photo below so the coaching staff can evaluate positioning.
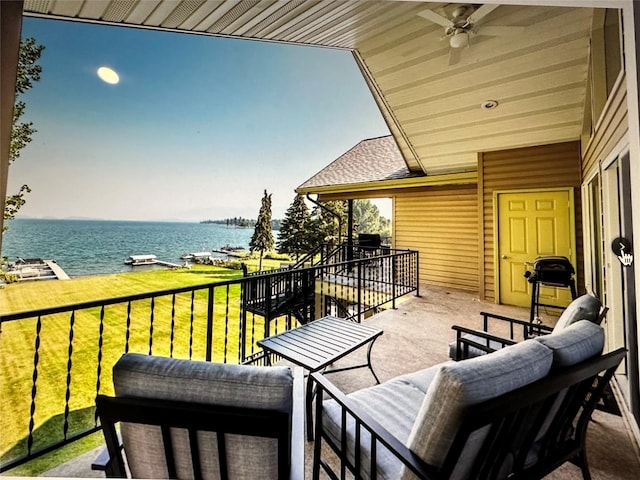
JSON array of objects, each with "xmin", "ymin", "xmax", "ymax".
[
  {"xmin": 97, "ymin": 66, "xmax": 119, "ymax": 85},
  {"xmin": 481, "ymin": 100, "xmax": 499, "ymax": 110}
]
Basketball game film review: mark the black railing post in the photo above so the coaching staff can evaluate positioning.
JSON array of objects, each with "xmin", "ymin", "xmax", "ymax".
[
  {"xmin": 392, "ymin": 255, "xmax": 397, "ymax": 309},
  {"xmin": 357, "ymin": 260, "xmax": 362, "ymax": 322},
  {"xmin": 240, "ymin": 278, "xmax": 247, "ymax": 363},
  {"xmin": 265, "ymin": 276, "xmax": 272, "ymax": 338},
  {"xmin": 415, "ymin": 251, "xmax": 421, "ymax": 297},
  {"xmin": 206, "ymin": 286, "xmax": 214, "ymax": 362}
]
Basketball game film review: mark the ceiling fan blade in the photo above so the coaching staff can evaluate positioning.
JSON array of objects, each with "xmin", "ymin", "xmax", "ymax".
[
  {"xmin": 468, "ymin": 4, "xmax": 500, "ymax": 24},
  {"xmin": 418, "ymin": 9, "xmax": 453, "ymax": 28},
  {"xmin": 448, "ymin": 48, "xmax": 462, "ymax": 66},
  {"xmin": 476, "ymin": 25, "xmax": 526, "ymax": 36}
]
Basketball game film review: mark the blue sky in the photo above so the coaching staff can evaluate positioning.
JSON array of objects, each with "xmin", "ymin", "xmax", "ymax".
[{"xmin": 8, "ymin": 17, "xmax": 390, "ymax": 221}]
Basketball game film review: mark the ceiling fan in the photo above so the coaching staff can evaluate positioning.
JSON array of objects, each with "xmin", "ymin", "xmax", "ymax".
[{"xmin": 418, "ymin": 3, "xmax": 524, "ymax": 65}]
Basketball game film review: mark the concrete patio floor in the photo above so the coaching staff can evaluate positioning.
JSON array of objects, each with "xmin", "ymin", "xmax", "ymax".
[{"xmin": 44, "ymin": 285, "xmax": 640, "ymax": 479}]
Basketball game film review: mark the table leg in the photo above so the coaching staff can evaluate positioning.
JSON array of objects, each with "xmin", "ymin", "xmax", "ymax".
[
  {"xmin": 366, "ymin": 338, "xmax": 381, "ymax": 384},
  {"xmin": 306, "ymin": 372, "xmax": 315, "ymax": 441}
]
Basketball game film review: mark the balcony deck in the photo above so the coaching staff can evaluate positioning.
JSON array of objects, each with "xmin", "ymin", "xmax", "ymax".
[{"xmin": 43, "ymin": 285, "xmax": 640, "ymax": 479}]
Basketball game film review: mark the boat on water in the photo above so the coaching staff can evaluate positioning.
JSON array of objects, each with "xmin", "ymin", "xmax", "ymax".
[
  {"xmin": 180, "ymin": 251, "xmax": 212, "ymax": 261},
  {"xmin": 213, "ymin": 244, "xmax": 247, "ymax": 258},
  {"xmin": 124, "ymin": 254, "xmax": 157, "ymax": 266}
]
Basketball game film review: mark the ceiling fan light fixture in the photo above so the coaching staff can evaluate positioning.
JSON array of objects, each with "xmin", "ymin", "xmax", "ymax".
[{"xmin": 449, "ymin": 31, "xmax": 468, "ymax": 49}]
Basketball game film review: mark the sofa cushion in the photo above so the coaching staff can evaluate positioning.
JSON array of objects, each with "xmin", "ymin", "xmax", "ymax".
[
  {"xmin": 537, "ymin": 320, "xmax": 604, "ymax": 367},
  {"xmin": 322, "ymin": 364, "xmax": 441, "ymax": 479},
  {"xmin": 552, "ymin": 294, "xmax": 602, "ymax": 332},
  {"xmin": 405, "ymin": 339, "xmax": 553, "ymax": 480},
  {"xmin": 112, "ymin": 353, "xmax": 293, "ymax": 479}
]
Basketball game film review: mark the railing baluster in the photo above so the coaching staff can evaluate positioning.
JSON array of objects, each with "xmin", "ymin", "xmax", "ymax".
[
  {"xmin": 95, "ymin": 306, "xmax": 105, "ymax": 426},
  {"xmin": 170, "ymin": 294, "xmax": 176, "ymax": 358},
  {"xmin": 26, "ymin": 315, "xmax": 42, "ymax": 456},
  {"xmin": 238, "ymin": 291, "xmax": 243, "ymax": 364},
  {"xmin": 148, "ymin": 297, "xmax": 155, "ymax": 355},
  {"xmin": 223, "ymin": 284, "xmax": 230, "ymax": 363},
  {"xmin": 63, "ymin": 311, "xmax": 76, "ymax": 440},
  {"xmin": 189, "ymin": 290, "xmax": 195, "ymax": 360},
  {"xmin": 206, "ymin": 286, "xmax": 214, "ymax": 362},
  {"xmin": 125, "ymin": 301, "xmax": 131, "ymax": 353}
]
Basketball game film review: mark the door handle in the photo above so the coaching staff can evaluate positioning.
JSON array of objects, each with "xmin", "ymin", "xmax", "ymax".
[{"xmin": 501, "ymin": 255, "xmax": 509, "ymax": 259}]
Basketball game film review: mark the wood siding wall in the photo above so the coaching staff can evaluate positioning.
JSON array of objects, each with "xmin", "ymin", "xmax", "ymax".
[
  {"xmin": 394, "ymin": 185, "xmax": 479, "ymax": 291},
  {"xmin": 582, "ymin": 74, "xmax": 628, "ymax": 176},
  {"xmin": 480, "ymin": 142, "xmax": 584, "ymax": 302}
]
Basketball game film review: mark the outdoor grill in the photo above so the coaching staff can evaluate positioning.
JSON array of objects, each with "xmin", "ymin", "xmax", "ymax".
[
  {"xmin": 525, "ymin": 256, "xmax": 577, "ymax": 322},
  {"xmin": 525, "ymin": 256, "xmax": 575, "ymax": 287}
]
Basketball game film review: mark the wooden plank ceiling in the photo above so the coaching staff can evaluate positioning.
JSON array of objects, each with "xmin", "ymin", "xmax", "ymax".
[{"xmin": 22, "ymin": 1, "xmax": 593, "ymax": 175}]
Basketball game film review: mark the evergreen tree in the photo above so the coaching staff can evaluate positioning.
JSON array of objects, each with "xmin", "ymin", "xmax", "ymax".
[
  {"xmin": 277, "ymin": 195, "xmax": 310, "ymax": 260},
  {"xmin": 305, "ymin": 200, "xmax": 348, "ymax": 251},
  {"xmin": 5, "ymin": 38, "xmax": 45, "ymax": 230},
  {"xmin": 353, "ymin": 199, "xmax": 391, "ymax": 238},
  {"xmin": 250, "ymin": 190, "xmax": 274, "ymax": 270}
]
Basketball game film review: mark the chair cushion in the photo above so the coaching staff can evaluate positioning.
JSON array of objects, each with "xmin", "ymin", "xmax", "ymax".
[
  {"xmin": 552, "ymin": 294, "xmax": 602, "ymax": 332},
  {"xmin": 112, "ymin": 354, "xmax": 293, "ymax": 479},
  {"xmin": 114, "ymin": 353, "xmax": 293, "ymax": 410},
  {"xmin": 537, "ymin": 320, "xmax": 604, "ymax": 367},
  {"xmin": 405, "ymin": 340, "xmax": 553, "ymax": 480}
]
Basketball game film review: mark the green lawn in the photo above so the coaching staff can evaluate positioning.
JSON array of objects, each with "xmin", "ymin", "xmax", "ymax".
[{"xmin": 0, "ymin": 259, "xmax": 287, "ymax": 475}]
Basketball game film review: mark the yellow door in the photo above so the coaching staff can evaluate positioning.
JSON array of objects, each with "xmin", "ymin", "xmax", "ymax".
[{"xmin": 497, "ymin": 190, "xmax": 574, "ymax": 307}]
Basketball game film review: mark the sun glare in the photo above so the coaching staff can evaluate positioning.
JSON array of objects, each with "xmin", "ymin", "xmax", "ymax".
[{"xmin": 97, "ymin": 66, "xmax": 119, "ymax": 85}]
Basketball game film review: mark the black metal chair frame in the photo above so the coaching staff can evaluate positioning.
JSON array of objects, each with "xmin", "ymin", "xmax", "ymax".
[
  {"xmin": 451, "ymin": 307, "xmax": 608, "ymax": 361},
  {"xmin": 311, "ymin": 348, "xmax": 626, "ymax": 480},
  {"xmin": 94, "ymin": 368, "xmax": 304, "ymax": 480}
]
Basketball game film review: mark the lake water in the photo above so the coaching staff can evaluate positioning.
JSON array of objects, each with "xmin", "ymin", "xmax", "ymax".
[{"xmin": 1, "ymin": 219, "xmax": 261, "ymax": 277}]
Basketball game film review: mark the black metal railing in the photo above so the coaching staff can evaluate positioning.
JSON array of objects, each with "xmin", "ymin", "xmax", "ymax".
[{"xmin": 0, "ymin": 248, "xmax": 418, "ymax": 472}]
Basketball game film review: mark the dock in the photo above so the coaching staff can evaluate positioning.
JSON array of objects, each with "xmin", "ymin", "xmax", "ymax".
[
  {"xmin": 155, "ymin": 259, "xmax": 182, "ymax": 268},
  {"xmin": 44, "ymin": 260, "xmax": 70, "ymax": 280}
]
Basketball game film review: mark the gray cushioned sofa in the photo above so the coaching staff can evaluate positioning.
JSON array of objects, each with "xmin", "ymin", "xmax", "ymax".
[{"xmin": 311, "ymin": 319, "xmax": 625, "ymax": 480}]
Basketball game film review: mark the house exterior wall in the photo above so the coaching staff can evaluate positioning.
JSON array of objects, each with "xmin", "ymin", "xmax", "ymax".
[
  {"xmin": 582, "ymin": 74, "xmax": 628, "ymax": 176},
  {"xmin": 394, "ymin": 184, "xmax": 479, "ymax": 291},
  {"xmin": 480, "ymin": 142, "xmax": 584, "ymax": 302}
]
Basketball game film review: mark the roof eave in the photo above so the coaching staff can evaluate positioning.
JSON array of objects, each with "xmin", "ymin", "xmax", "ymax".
[{"xmin": 296, "ymin": 171, "xmax": 478, "ymax": 196}]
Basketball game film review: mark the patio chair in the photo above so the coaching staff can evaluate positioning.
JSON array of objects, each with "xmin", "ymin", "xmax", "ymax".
[
  {"xmin": 448, "ymin": 293, "xmax": 606, "ymax": 361},
  {"xmin": 311, "ymin": 320, "xmax": 626, "ymax": 480},
  {"xmin": 93, "ymin": 353, "xmax": 304, "ymax": 479}
]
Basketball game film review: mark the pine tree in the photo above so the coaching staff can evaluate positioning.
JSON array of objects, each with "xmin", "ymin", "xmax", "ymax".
[
  {"xmin": 277, "ymin": 195, "xmax": 310, "ymax": 260},
  {"xmin": 250, "ymin": 190, "xmax": 274, "ymax": 270}
]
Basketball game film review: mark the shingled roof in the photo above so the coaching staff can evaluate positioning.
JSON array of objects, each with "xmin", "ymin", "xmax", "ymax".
[{"xmin": 297, "ymin": 135, "xmax": 417, "ymax": 191}]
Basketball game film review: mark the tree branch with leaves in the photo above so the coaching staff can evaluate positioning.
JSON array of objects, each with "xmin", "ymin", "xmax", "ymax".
[{"xmin": 4, "ymin": 37, "xmax": 45, "ymax": 231}]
